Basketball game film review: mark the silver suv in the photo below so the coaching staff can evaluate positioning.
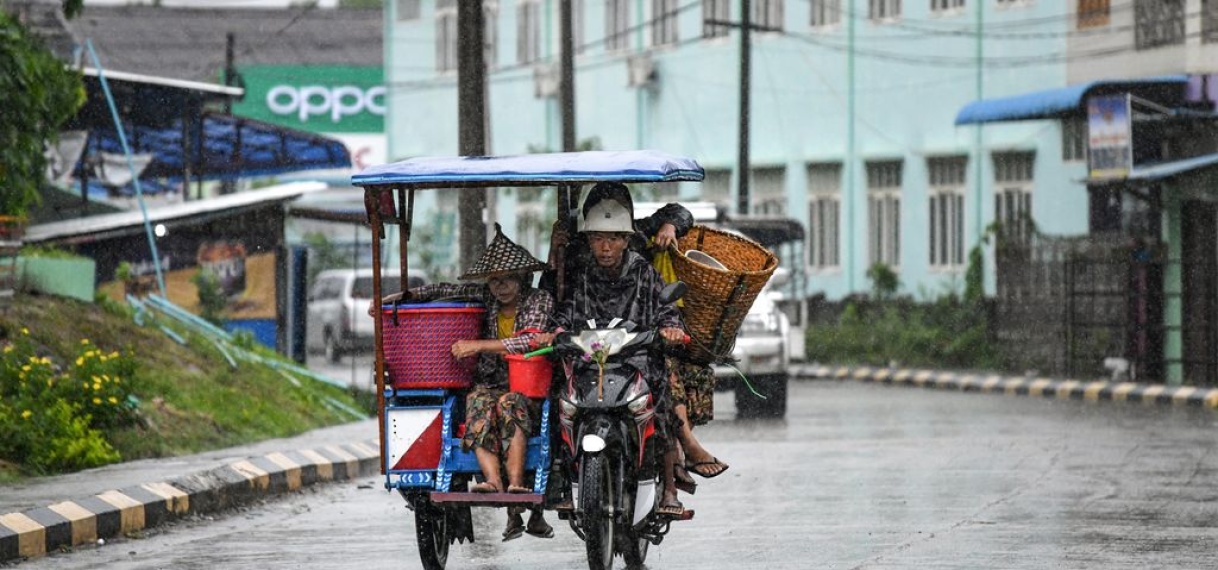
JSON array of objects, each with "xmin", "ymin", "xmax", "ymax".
[
  {"xmin": 635, "ymin": 202, "xmax": 805, "ymax": 418},
  {"xmin": 712, "ymin": 268, "xmax": 792, "ymax": 418},
  {"xmin": 307, "ymin": 268, "xmax": 427, "ymax": 362}
]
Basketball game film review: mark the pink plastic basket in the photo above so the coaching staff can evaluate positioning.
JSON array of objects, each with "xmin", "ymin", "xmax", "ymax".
[{"xmin": 382, "ymin": 303, "xmax": 486, "ymax": 389}]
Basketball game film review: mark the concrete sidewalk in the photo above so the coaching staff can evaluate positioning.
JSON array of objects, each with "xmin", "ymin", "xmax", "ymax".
[
  {"xmin": 792, "ymin": 364, "xmax": 1218, "ymax": 408},
  {"xmin": 0, "ymin": 419, "xmax": 381, "ymax": 563}
]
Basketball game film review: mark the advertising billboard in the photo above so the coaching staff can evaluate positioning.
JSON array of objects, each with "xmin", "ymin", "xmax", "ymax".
[
  {"xmin": 231, "ymin": 65, "xmax": 384, "ymax": 134},
  {"xmin": 1087, "ymin": 94, "xmax": 1133, "ymax": 180}
]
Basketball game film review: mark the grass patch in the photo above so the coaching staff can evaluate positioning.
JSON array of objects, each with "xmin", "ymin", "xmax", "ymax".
[{"xmin": 0, "ymin": 293, "xmax": 373, "ymax": 475}]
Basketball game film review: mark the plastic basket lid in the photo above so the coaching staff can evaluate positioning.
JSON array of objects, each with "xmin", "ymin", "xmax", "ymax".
[{"xmin": 381, "ymin": 302, "xmax": 485, "ymax": 310}]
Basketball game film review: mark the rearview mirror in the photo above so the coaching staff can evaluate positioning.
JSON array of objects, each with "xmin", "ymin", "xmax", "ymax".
[
  {"xmin": 659, "ymin": 281, "xmax": 687, "ymax": 305},
  {"xmin": 768, "ymin": 267, "xmax": 790, "ymax": 289}
]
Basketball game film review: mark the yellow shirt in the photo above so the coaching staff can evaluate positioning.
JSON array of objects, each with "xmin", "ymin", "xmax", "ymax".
[{"xmin": 497, "ymin": 312, "xmax": 515, "ymax": 340}]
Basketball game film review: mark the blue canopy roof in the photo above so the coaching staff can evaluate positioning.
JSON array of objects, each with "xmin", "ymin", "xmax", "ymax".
[
  {"xmin": 955, "ymin": 77, "xmax": 1188, "ymax": 126},
  {"xmin": 80, "ymin": 112, "xmax": 352, "ymax": 196},
  {"xmin": 351, "ymin": 150, "xmax": 704, "ymax": 188},
  {"xmin": 1086, "ymin": 153, "xmax": 1218, "ymax": 184}
]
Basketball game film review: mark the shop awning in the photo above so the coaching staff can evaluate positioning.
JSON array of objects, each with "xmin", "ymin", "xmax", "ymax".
[
  {"xmin": 78, "ymin": 111, "xmax": 351, "ymax": 196},
  {"xmin": 65, "ymin": 68, "xmax": 351, "ymax": 196},
  {"xmin": 1086, "ymin": 153, "xmax": 1218, "ymax": 184},
  {"xmin": 955, "ymin": 77, "xmax": 1189, "ymax": 126}
]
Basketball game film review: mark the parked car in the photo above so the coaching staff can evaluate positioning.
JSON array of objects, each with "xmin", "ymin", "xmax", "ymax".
[
  {"xmin": 712, "ymin": 269, "xmax": 791, "ymax": 418},
  {"xmin": 307, "ymin": 267, "xmax": 427, "ymax": 362},
  {"xmin": 635, "ymin": 202, "xmax": 806, "ymax": 418}
]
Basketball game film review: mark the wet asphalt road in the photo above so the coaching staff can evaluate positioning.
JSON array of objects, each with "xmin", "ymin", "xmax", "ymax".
[{"xmin": 18, "ymin": 370, "xmax": 1218, "ymax": 569}]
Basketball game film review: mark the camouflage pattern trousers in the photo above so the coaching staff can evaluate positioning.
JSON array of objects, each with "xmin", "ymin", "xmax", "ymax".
[{"xmin": 461, "ymin": 385, "xmax": 537, "ymax": 455}]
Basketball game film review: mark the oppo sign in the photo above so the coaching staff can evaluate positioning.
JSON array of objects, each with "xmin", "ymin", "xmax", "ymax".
[{"xmin": 266, "ymin": 84, "xmax": 386, "ymax": 124}]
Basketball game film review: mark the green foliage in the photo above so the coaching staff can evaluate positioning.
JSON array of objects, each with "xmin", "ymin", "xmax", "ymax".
[
  {"xmin": 964, "ymin": 244, "xmax": 985, "ymax": 304},
  {"xmin": 0, "ymin": 12, "xmax": 86, "ymax": 216},
  {"xmin": 1, "ymin": 294, "xmax": 368, "ymax": 480},
  {"xmin": 339, "ymin": 0, "xmax": 383, "ymax": 6},
  {"xmin": 0, "ymin": 332, "xmax": 135, "ymax": 474},
  {"xmin": 805, "ymin": 297, "xmax": 999, "ymax": 371},
  {"xmin": 19, "ymin": 245, "xmax": 82, "ymax": 259},
  {"xmin": 303, "ymin": 232, "xmax": 350, "ymax": 285},
  {"xmin": 866, "ymin": 262, "xmax": 900, "ymax": 301},
  {"xmin": 192, "ymin": 270, "xmax": 227, "ymax": 326}
]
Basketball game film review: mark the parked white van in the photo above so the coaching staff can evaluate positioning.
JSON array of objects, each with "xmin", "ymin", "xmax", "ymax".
[{"xmin": 307, "ymin": 267, "xmax": 427, "ymax": 362}]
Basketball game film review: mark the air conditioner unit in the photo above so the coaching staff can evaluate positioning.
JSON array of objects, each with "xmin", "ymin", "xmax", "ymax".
[
  {"xmin": 533, "ymin": 63, "xmax": 559, "ymax": 99},
  {"xmin": 626, "ymin": 54, "xmax": 656, "ymax": 88}
]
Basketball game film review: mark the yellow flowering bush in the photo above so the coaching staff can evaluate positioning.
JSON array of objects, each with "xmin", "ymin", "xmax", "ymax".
[{"xmin": 0, "ymin": 331, "xmax": 135, "ymax": 474}]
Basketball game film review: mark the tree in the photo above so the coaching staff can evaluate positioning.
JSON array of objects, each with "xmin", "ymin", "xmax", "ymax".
[{"xmin": 0, "ymin": 4, "xmax": 85, "ymax": 216}]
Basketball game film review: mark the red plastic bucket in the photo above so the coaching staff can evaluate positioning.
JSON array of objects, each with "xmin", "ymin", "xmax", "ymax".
[{"xmin": 506, "ymin": 354, "xmax": 552, "ymax": 399}]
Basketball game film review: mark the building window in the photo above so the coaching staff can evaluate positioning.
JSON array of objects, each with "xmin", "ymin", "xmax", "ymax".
[
  {"xmin": 869, "ymin": 0, "xmax": 901, "ymax": 21},
  {"xmin": 866, "ymin": 160, "xmax": 902, "ymax": 267},
  {"xmin": 1062, "ymin": 117, "xmax": 1087, "ymax": 162},
  {"xmin": 993, "ymin": 152, "xmax": 1034, "ymax": 240},
  {"xmin": 518, "ymin": 0, "xmax": 540, "ymax": 65},
  {"xmin": 1078, "ymin": 0, "xmax": 1110, "ymax": 28},
  {"xmin": 704, "ymin": 0, "xmax": 731, "ymax": 38},
  {"xmin": 928, "ymin": 157, "xmax": 966, "ymax": 268},
  {"xmin": 1204, "ymin": 0, "xmax": 1218, "ymax": 43},
  {"xmin": 753, "ymin": 0, "xmax": 784, "ymax": 31},
  {"xmin": 397, "ymin": 0, "xmax": 420, "ymax": 20},
  {"xmin": 652, "ymin": 0, "xmax": 679, "ymax": 47},
  {"xmin": 811, "ymin": 0, "xmax": 841, "ymax": 27},
  {"xmin": 572, "ymin": 0, "xmax": 587, "ymax": 53},
  {"xmin": 484, "ymin": 2, "xmax": 499, "ymax": 69},
  {"xmin": 1136, "ymin": 0, "xmax": 1185, "ymax": 50},
  {"xmin": 436, "ymin": 5, "xmax": 457, "ymax": 72},
  {"xmin": 751, "ymin": 166, "xmax": 787, "ymax": 215},
  {"xmin": 807, "ymin": 163, "xmax": 841, "ymax": 269},
  {"xmin": 931, "ymin": 0, "xmax": 964, "ymax": 12},
  {"xmin": 700, "ymin": 168, "xmax": 732, "ymax": 204},
  {"xmin": 606, "ymin": 0, "xmax": 631, "ymax": 52}
]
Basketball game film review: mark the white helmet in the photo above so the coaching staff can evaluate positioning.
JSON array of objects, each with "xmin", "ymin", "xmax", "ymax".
[{"xmin": 580, "ymin": 197, "xmax": 634, "ymax": 233}]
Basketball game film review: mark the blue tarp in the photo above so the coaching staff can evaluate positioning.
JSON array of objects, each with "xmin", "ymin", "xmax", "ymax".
[
  {"xmin": 80, "ymin": 112, "xmax": 352, "ymax": 196},
  {"xmin": 955, "ymin": 77, "xmax": 1189, "ymax": 126},
  {"xmin": 351, "ymin": 150, "xmax": 704, "ymax": 188}
]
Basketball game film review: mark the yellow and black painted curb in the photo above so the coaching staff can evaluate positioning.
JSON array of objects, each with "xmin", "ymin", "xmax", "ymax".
[
  {"xmin": 0, "ymin": 439, "xmax": 381, "ymax": 563},
  {"xmin": 799, "ymin": 365, "xmax": 1218, "ymax": 409}
]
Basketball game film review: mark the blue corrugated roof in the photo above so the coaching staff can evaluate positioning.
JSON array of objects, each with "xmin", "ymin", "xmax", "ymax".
[
  {"xmin": 955, "ymin": 77, "xmax": 1189, "ymax": 126},
  {"xmin": 82, "ymin": 112, "xmax": 352, "ymax": 195},
  {"xmin": 351, "ymin": 150, "xmax": 704, "ymax": 188},
  {"xmin": 1087, "ymin": 153, "xmax": 1218, "ymax": 184}
]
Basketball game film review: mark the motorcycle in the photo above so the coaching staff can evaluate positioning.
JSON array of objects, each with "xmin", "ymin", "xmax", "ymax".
[{"xmin": 538, "ymin": 282, "xmax": 690, "ymax": 570}]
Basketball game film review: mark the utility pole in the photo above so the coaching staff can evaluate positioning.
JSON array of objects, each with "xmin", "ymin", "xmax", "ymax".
[
  {"xmin": 560, "ymin": 0, "xmax": 575, "ymax": 153},
  {"xmin": 220, "ymin": 31, "xmax": 237, "ymax": 195},
  {"xmin": 737, "ymin": 0, "xmax": 751, "ymax": 215},
  {"xmin": 554, "ymin": 0, "xmax": 576, "ymax": 301},
  {"xmin": 457, "ymin": 1, "xmax": 488, "ymax": 270}
]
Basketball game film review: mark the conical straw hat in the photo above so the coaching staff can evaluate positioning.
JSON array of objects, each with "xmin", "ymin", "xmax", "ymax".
[{"xmin": 460, "ymin": 223, "xmax": 547, "ymax": 280}]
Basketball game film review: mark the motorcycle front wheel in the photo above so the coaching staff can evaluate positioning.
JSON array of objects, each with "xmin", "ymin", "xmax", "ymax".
[{"xmin": 580, "ymin": 453, "xmax": 616, "ymax": 570}]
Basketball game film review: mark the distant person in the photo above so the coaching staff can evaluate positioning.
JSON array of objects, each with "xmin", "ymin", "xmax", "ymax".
[{"xmin": 376, "ymin": 225, "xmax": 554, "ymax": 541}]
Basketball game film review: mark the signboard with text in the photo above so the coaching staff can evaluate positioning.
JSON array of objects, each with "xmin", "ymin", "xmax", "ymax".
[
  {"xmin": 231, "ymin": 65, "xmax": 384, "ymax": 134},
  {"xmin": 1087, "ymin": 94, "xmax": 1133, "ymax": 180}
]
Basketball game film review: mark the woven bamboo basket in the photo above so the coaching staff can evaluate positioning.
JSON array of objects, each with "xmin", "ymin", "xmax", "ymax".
[{"xmin": 671, "ymin": 225, "xmax": 778, "ymax": 364}]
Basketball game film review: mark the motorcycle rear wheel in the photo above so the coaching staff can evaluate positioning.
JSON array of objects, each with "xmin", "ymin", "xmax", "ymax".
[
  {"xmin": 414, "ymin": 504, "xmax": 449, "ymax": 570},
  {"xmin": 580, "ymin": 453, "xmax": 616, "ymax": 570}
]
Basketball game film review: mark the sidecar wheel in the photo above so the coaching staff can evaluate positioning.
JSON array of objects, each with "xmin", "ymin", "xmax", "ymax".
[
  {"xmin": 580, "ymin": 453, "xmax": 615, "ymax": 570},
  {"xmin": 414, "ymin": 505, "xmax": 449, "ymax": 570}
]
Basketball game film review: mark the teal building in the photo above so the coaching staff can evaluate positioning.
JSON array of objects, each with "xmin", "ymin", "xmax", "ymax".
[{"xmin": 384, "ymin": 1, "xmax": 1080, "ymax": 298}]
